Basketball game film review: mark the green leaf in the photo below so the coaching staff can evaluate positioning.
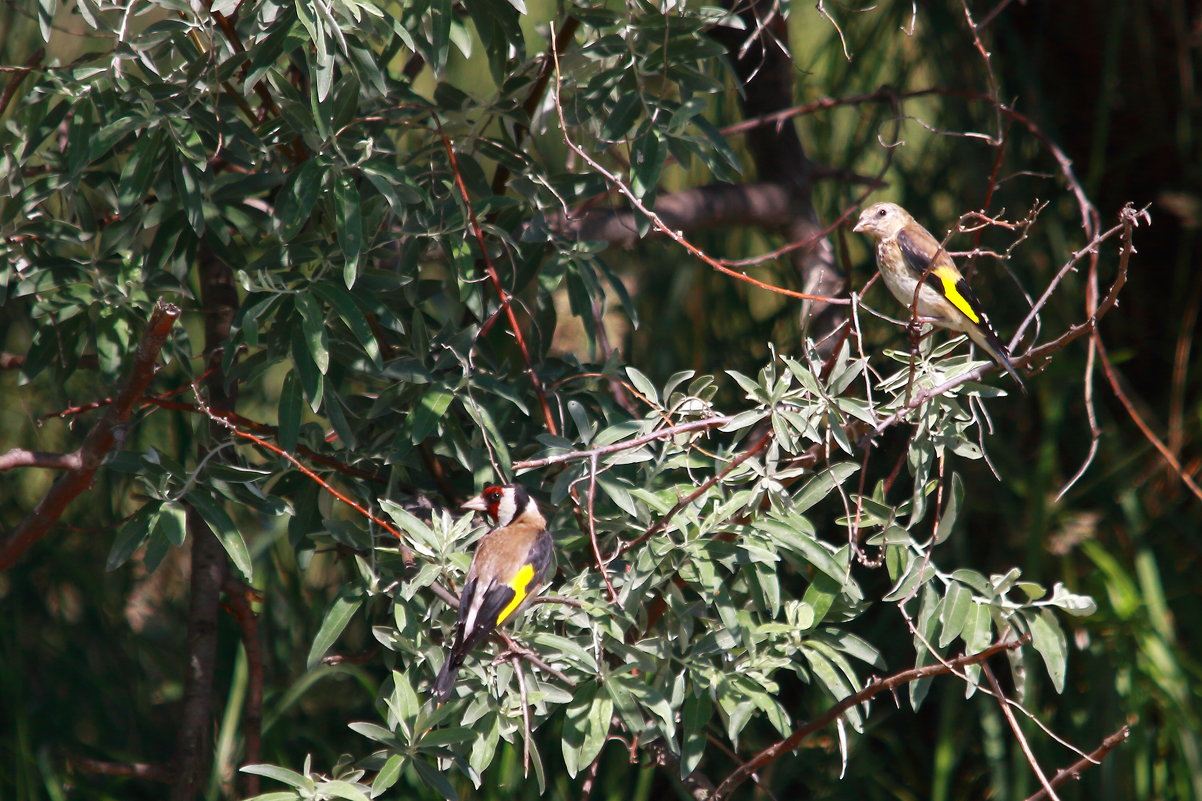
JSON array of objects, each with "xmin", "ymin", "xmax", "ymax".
[
  {"xmin": 372, "ymin": 754, "xmax": 404, "ymax": 794},
  {"xmin": 107, "ymin": 501, "xmax": 162, "ymax": 571},
  {"xmin": 277, "ymin": 370, "xmax": 303, "ymax": 452},
  {"xmin": 411, "ymin": 386, "xmax": 454, "ymax": 442},
  {"xmin": 563, "ymin": 685, "xmax": 611, "ymax": 778},
  {"xmin": 310, "ymin": 282, "xmax": 382, "ymax": 367},
  {"xmin": 314, "ymin": 780, "xmax": 370, "ymax": 801},
  {"xmin": 307, "ymin": 591, "xmax": 363, "ymax": 668},
  {"xmin": 1030, "ymin": 608, "xmax": 1067, "ymax": 693},
  {"xmin": 938, "ymin": 580, "xmax": 974, "ymax": 648},
  {"xmin": 681, "ymin": 687, "xmax": 711, "ymax": 776},
  {"xmin": 333, "ymin": 174, "xmax": 363, "ymax": 286},
  {"xmin": 240, "ymin": 764, "xmax": 312, "ymax": 790},
  {"xmin": 295, "ymin": 292, "xmax": 330, "ymax": 374},
  {"xmin": 188, "ymin": 491, "xmax": 253, "ymax": 580},
  {"xmin": 117, "ymin": 129, "xmax": 161, "ymax": 215},
  {"xmin": 624, "ymin": 365, "xmax": 660, "ymax": 405},
  {"xmin": 174, "ymin": 156, "xmax": 205, "ymax": 235},
  {"xmin": 154, "ymin": 501, "xmax": 187, "ymax": 546},
  {"xmin": 411, "ymin": 759, "xmax": 457, "ymax": 801},
  {"xmin": 793, "ymin": 462, "xmax": 859, "ymax": 514},
  {"xmin": 933, "ymin": 473, "xmax": 963, "ymax": 544},
  {"xmin": 278, "ymin": 159, "xmax": 324, "ymax": 240},
  {"xmin": 290, "ymin": 324, "xmax": 324, "ymax": 413}
]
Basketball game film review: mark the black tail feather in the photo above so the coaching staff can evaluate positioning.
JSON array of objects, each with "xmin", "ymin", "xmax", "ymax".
[{"xmin": 431, "ymin": 653, "xmax": 464, "ymax": 702}]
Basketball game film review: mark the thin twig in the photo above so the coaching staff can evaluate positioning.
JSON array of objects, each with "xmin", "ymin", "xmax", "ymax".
[
  {"xmin": 1021, "ymin": 725, "xmax": 1131, "ymax": 801},
  {"xmin": 499, "ymin": 631, "xmax": 576, "ymax": 687},
  {"xmin": 435, "ymin": 119, "xmax": 559, "ymax": 436},
  {"xmin": 514, "ymin": 415, "xmax": 734, "ymax": 471},
  {"xmin": 583, "ymin": 455, "xmax": 619, "ymax": 603},
  {"xmin": 548, "ymin": 27, "xmax": 847, "ymax": 307},
  {"xmin": 982, "ymin": 660, "xmax": 1059, "ymax": 801},
  {"xmin": 196, "ymin": 402, "xmax": 417, "ymax": 565},
  {"xmin": 617, "ymin": 431, "xmax": 772, "ymax": 558}
]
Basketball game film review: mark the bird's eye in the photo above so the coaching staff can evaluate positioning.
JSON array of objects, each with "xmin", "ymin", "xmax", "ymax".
[{"xmin": 877, "ymin": 208, "xmax": 887, "ymax": 217}]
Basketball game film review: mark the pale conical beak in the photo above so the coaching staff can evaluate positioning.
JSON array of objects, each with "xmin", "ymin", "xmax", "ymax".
[
  {"xmin": 461, "ymin": 495, "xmax": 489, "ymax": 512},
  {"xmin": 852, "ymin": 217, "xmax": 868, "ymax": 233}
]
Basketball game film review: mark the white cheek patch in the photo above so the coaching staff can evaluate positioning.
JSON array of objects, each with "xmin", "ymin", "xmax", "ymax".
[{"xmin": 493, "ymin": 494, "xmax": 518, "ymax": 527}]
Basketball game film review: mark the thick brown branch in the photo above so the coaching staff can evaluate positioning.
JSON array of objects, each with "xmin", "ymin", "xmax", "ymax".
[
  {"xmin": 0, "ymin": 449, "xmax": 84, "ymax": 472},
  {"xmin": 0, "ymin": 300, "xmax": 181, "ymax": 570},
  {"xmin": 709, "ymin": 637, "xmax": 1025, "ymax": 801},
  {"xmin": 171, "ymin": 245, "xmax": 238, "ymax": 801}
]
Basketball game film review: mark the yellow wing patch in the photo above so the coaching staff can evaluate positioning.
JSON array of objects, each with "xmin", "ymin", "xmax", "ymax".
[
  {"xmin": 495, "ymin": 563, "xmax": 536, "ymax": 625},
  {"xmin": 937, "ymin": 272, "xmax": 981, "ymax": 324}
]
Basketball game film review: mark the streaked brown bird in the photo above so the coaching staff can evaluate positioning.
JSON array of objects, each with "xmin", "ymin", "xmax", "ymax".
[
  {"xmin": 853, "ymin": 201, "xmax": 1025, "ymax": 390},
  {"xmin": 431, "ymin": 484, "xmax": 554, "ymax": 702}
]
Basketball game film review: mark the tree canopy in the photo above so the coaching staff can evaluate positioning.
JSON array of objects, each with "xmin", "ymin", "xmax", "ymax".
[{"xmin": 1, "ymin": 1, "xmax": 1198, "ymax": 800}]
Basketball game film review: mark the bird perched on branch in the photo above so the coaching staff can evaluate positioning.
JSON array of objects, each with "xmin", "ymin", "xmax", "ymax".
[
  {"xmin": 853, "ymin": 201, "xmax": 1025, "ymax": 390},
  {"xmin": 431, "ymin": 484, "xmax": 554, "ymax": 702}
]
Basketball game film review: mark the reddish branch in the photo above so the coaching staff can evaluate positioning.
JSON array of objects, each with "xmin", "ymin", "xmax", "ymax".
[
  {"xmin": 549, "ymin": 42, "xmax": 845, "ymax": 307},
  {"xmin": 223, "ymin": 578, "xmax": 264, "ymax": 798},
  {"xmin": 436, "ymin": 122, "xmax": 560, "ymax": 436},
  {"xmin": 708, "ymin": 637, "xmax": 1026, "ymax": 801},
  {"xmin": 617, "ymin": 431, "xmax": 773, "ymax": 558},
  {"xmin": 1021, "ymin": 725, "xmax": 1131, "ymax": 801},
  {"xmin": 0, "ymin": 299, "xmax": 181, "ymax": 570},
  {"xmin": 549, "ymin": 183, "xmax": 798, "ymax": 247},
  {"xmin": 201, "ymin": 410, "xmax": 417, "ymax": 565}
]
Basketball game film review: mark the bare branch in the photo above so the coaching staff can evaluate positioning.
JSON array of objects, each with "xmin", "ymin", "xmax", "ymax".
[
  {"xmin": 0, "ymin": 449, "xmax": 84, "ymax": 472},
  {"xmin": 1021, "ymin": 725, "xmax": 1131, "ymax": 801}
]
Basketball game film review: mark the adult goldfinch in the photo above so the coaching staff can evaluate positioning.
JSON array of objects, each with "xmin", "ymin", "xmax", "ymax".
[
  {"xmin": 431, "ymin": 484, "xmax": 554, "ymax": 702},
  {"xmin": 853, "ymin": 202, "xmax": 1025, "ymax": 389}
]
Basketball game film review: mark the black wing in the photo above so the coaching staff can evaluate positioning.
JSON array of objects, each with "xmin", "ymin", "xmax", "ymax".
[{"xmin": 897, "ymin": 228, "xmax": 993, "ymax": 326}]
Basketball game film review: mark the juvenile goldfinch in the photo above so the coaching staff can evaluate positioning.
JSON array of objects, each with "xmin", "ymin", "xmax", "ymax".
[
  {"xmin": 853, "ymin": 202, "xmax": 1025, "ymax": 389},
  {"xmin": 431, "ymin": 484, "xmax": 554, "ymax": 702}
]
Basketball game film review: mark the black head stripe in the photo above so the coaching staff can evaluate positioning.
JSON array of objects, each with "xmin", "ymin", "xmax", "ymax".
[{"xmin": 509, "ymin": 485, "xmax": 531, "ymax": 518}]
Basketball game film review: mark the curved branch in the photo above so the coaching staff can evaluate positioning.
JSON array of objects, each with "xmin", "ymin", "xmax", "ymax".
[
  {"xmin": 709, "ymin": 637, "xmax": 1025, "ymax": 801},
  {"xmin": 1021, "ymin": 725, "xmax": 1131, "ymax": 801}
]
